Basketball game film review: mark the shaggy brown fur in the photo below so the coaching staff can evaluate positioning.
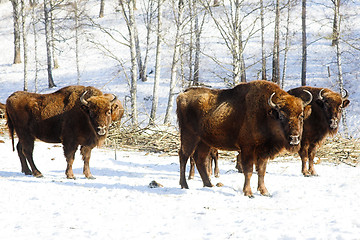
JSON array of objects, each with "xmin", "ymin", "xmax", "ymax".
[
  {"xmin": 6, "ymin": 85, "xmax": 112, "ymax": 179},
  {"xmin": 176, "ymin": 80, "xmax": 312, "ymax": 197},
  {"xmin": 288, "ymin": 86, "xmax": 350, "ymax": 176}
]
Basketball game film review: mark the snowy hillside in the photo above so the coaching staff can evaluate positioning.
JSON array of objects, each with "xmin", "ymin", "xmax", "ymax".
[{"xmin": 0, "ymin": 135, "xmax": 359, "ymax": 239}]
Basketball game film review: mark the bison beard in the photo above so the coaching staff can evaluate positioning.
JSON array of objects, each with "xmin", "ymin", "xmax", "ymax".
[
  {"xmin": 5, "ymin": 85, "xmax": 114, "ymax": 179},
  {"xmin": 288, "ymin": 86, "xmax": 350, "ymax": 177},
  {"xmin": 176, "ymin": 80, "xmax": 312, "ymax": 197}
]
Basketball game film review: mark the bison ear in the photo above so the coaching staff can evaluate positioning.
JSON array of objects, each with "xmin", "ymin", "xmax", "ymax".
[
  {"xmin": 268, "ymin": 109, "xmax": 280, "ymax": 120},
  {"xmin": 315, "ymin": 99, "xmax": 324, "ymax": 108},
  {"xmin": 303, "ymin": 105, "xmax": 312, "ymax": 120},
  {"xmin": 342, "ymin": 99, "xmax": 350, "ymax": 108},
  {"xmin": 81, "ymin": 104, "xmax": 89, "ymax": 113}
]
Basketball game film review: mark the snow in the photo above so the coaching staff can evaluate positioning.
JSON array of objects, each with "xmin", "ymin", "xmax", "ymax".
[
  {"xmin": 0, "ymin": 135, "xmax": 359, "ymax": 239},
  {"xmin": 1, "ymin": 0, "xmax": 360, "ymax": 239}
]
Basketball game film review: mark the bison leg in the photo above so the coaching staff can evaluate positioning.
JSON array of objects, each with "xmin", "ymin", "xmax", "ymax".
[
  {"xmin": 179, "ymin": 133, "xmax": 199, "ymax": 189},
  {"xmin": 188, "ymin": 155, "xmax": 195, "ymax": 180},
  {"xmin": 257, "ymin": 159, "xmax": 270, "ymax": 197},
  {"xmin": 307, "ymin": 145, "xmax": 319, "ymax": 176},
  {"xmin": 211, "ymin": 149, "xmax": 220, "ymax": 178},
  {"xmin": 194, "ymin": 141, "xmax": 213, "ymax": 187},
  {"xmin": 299, "ymin": 146, "xmax": 311, "ymax": 176},
  {"xmin": 18, "ymin": 139, "xmax": 43, "ymax": 178},
  {"xmin": 80, "ymin": 146, "xmax": 95, "ymax": 179},
  {"xmin": 16, "ymin": 142, "xmax": 32, "ymax": 175},
  {"xmin": 63, "ymin": 144, "xmax": 78, "ymax": 179},
  {"xmin": 241, "ymin": 150, "xmax": 255, "ymax": 198},
  {"xmin": 235, "ymin": 152, "xmax": 243, "ymax": 173}
]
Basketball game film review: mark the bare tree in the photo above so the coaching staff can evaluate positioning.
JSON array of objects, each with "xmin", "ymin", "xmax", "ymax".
[
  {"xmin": 281, "ymin": 0, "xmax": 294, "ymax": 89},
  {"xmin": 272, "ymin": 0, "xmax": 280, "ymax": 85},
  {"xmin": 20, "ymin": 0, "xmax": 28, "ymax": 91},
  {"xmin": 260, "ymin": 0, "xmax": 266, "ymax": 80},
  {"xmin": 99, "ymin": 0, "xmax": 105, "ymax": 18},
  {"xmin": 149, "ymin": 0, "xmax": 163, "ymax": 125},
  {"xmin": 164, "ymin": 0, "xmax": 185, "ymax": 124},
  {"xmin": 301, "ymin": 0, "xmax": 306, "ymax": 86},
  {"xmin": 332, "ymin": 0, "xmax": 349, "ymax": 138},
  {"xmin": 331, "ymin": 0, "xmax": 340, "ymax": 46},
  {"xmin": 44, "ymin": 0, "xmax": 56, "ymax": 88},
  {"xmin": 30, "ymin": 1, "xmax": 40, "ymax": 92},
  {"xmin": 11, "ymin": 0, "xmax": 22, "ymax": 64},
  {"xmin": 202, "ymin": 0, "xmax": 255, "ymax": 85},
  {"xmin": 120, "ymin": 0, "xmax": 138, "ymax": 126}
]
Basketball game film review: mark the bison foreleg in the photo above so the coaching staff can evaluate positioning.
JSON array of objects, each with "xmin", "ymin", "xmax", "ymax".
[
  {"xmin": 80, "ymin": 146, "xmax": 95, "ymax": 179},
  {"xmin": 64, "ymin": 144, "xmax": 77, "ymax": 179},
  {"xmin": 307, "ymin": 145, "xmax": 319, "ymax": 177},
  {"xmin": 299, "ymin": 146, "xmax": 311, "ymax": 177},
  {"xmin": 241, "ymin": 150, "xmax": 255, "ymax": 198},
  {"xmin": 188, "ymin": 155, "xmax": 195, "ymax": 180},
  {"xmin": 257, "ymin": 159, "xmax": 270, "ymax": 197}
]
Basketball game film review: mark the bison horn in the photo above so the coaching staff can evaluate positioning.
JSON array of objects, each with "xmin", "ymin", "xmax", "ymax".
[
  {"xmin": 268, "ymin": 92, "xmax": 277, "ymax": 109},
  {"xmin": 341, "ymin": 88, "xmax": 348, "ymax": 99},
  {"xmin": 80, "ymin": 91, "xmax": 89, "ymax": 106},
  {"xmin": 318, "ymin": 89, "xmax": 325, "ymax": 101},
  {"xmin": 302, "ymin": 90, "xmax": 313, "ymax": 106},
  {"xmin": 110, "ymin": 94, "xmax": 117, "ymax": 103}
]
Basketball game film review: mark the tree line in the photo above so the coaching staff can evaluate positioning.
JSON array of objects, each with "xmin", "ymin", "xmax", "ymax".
[{"xmin": 7, "ymin": 0, "xmax": 359, "ymax": 129}]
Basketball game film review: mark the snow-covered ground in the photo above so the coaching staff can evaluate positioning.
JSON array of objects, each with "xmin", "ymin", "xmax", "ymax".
[{"xmin": 0, "ymin": 134, "xmax": 359, "ymax": 239}]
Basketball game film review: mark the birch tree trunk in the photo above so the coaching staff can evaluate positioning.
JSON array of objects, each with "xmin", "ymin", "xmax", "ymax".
[
  {"xmin": 21, "ymin": 0, "xmax": 28, "ymax": 91},
  {"xmin": 331, "ymin": 0, "xmax": 340, "ymax": 46},
  {"xmin": 74, "ymin": 1, "xmax": 80, "ymax": 84},
  {"xmin": 301, "ymin": 0, "xmax": 307, "ymax": 86},
  {"xmin": 120, "ymin": 0, "xmax": 138, "ymax": 126},
  {"xmin": 281, "ymin": 0, "xmax": 292, "ymax": 89},
  {"xmin": 31, "ymin": 2, "xmax": 39, "ymax": 92},
  {"xmin": 272, "ymin": 0, "xmax": 280, "ymax": 85},
  {"xmin": 11, "ymin": 0, "xmax": 22, "ymax": 64},
  {"xmin": 149, "ymin": 0, "xmax": 163, "ymax": 125},
  {"xmin": 99, "ymin": 0, "xmax": 105, "ymax": 18},
  {"xmin": 333, "ymin": 0, "xmax": 349, "ymax": 138},
  {"xmin": 260, "ymin": 0, "xmax": 266, "ymax": 80},
  {"xmin": 164, "ymin": 0, "xmax": 184, "ymax": 124},
  {"xmin": 49, "ymin": 0, "xmax": 59, "ymax": 69},
  {"xmin": 44, "ymin": 0, "xmax": 56, "ymax": 88}
]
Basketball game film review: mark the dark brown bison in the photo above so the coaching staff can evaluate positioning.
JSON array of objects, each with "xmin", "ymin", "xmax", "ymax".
[
  {"xmin": 288, "ymin": 86, "xmax": 350, "ymax": 176},
  {"xmin": 176, "ymin": 80, "xmax": 312, "ymax": 197},
  {"xmin": 188, "ymin": 148, "xmax": 219, "ymax": 180},
  {"xmin": 5, "ymin": 85, "xmax": 116, "ymax": 179}
]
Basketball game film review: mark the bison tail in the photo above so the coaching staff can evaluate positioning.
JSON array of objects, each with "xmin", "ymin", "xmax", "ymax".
[{"xmin": 5, "ymin": 110, "xmax": 15, "ymax": 152}]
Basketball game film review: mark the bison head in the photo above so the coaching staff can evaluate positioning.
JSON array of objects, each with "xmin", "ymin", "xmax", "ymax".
[
  {"xmin": 316, "ymin": 88, "xmax": 350, "ymax": 130},
  {"xmin": 268, "ymin": 90, "xmax": 312, "ymax": 149},
  {"xmin": 80, "ymin": 91, "xmax": 112, "ymax": 136}
]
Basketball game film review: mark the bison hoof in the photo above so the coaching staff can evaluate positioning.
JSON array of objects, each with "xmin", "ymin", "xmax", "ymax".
[
  {"xmin": 34, "ymin": 174, "xmax": 44, "ymax": 178},
  {"xmin": 247, "ymin": 194, "xmax": 255, "ymax": 199},
  {"xmin": 86, "ymin": 175, "xmax": 96, "ymax": 180},
  {"xmin": 67, "ymin": 176, "xmax": 76, "ymax": 180}
]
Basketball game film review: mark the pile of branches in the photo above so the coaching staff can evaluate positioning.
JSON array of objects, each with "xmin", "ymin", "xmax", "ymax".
[
  {"xmin": 105, "ymin": 123, "xmax": 180, "ymax": 156},
  {"xmin": 106, "ymin": 123, "xmax": 359, "ymax": 167}
]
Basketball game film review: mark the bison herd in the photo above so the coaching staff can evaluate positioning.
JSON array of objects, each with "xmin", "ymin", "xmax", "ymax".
[{"xmin": 0, "ymin": 80, "xmax": 349, "ymax": 198}]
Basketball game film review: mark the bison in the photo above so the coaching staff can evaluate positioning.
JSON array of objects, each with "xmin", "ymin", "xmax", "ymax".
[
  {"xmin": 176, "ymin": 80, "xmax": 312, "ymax": 197},
  {"xmin": 287, "ymin": 86, "xmax": 350, "ymax": 176},
  {"xmin": 5, "ymin": 85, "xmax": 116, "ymax": 179}
]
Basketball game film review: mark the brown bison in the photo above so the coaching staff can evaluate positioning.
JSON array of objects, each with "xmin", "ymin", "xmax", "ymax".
[
  {"xmin": 6, "ymin": 85, "xmax": 116, "ymax": 179},
  {"xmin": 288, "ymin": 86, "xmax": 350, "ymax": 176},
  {"xmin": 0, "ymin": 102, "xmax": 5, "ymax": 118},
  {"xmin": 176, "ymin": 80, "xmax": 312, "ymax": 197},
  {"xmin": 188, "ymin": 148, "xmax": 219, "ymax": 180}
]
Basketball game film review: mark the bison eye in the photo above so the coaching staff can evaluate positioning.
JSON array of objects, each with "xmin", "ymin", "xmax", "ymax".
[{"xmin": 106, "ymin": 110, "xmax": 111, "ymax": 116}]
